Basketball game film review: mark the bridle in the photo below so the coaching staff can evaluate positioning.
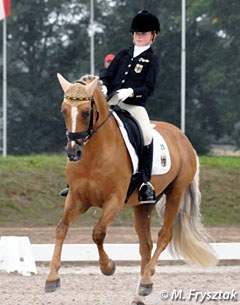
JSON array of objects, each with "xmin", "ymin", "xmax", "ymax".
[{"xmin": 64, "ymin": 82, "xmax": 113, "ymax": 146}]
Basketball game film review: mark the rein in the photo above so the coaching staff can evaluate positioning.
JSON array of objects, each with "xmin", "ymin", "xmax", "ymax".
[{"xmin": 65, "ymin": 96, "xmax": 113, "ymax": 145}]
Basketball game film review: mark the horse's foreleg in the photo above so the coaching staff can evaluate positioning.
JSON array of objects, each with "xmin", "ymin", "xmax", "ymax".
[
  {"xmin": 131, "ymin": 204, "xmax": 154, "ymax": 305},
  {"xmin": 139, "ymin": 186, "xmax": 185, "ymax": 297},
  {"xmin": 45, "ymin": 196, "xmax": 88, "ymax": 292},
  {"xmin": 45, "ymin": 218, "xmax": 69, "ymax": 292},
  {"xmin": 92, "ymin": 198, "xmax": 122, "ymax": 276}
]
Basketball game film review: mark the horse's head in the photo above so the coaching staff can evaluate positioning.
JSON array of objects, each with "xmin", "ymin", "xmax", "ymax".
[{"xmin": 57, "ymin": 73, "xmax": 99, "ymax": 162}]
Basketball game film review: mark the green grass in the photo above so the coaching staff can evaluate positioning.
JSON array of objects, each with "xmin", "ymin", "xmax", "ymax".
[
  {"xmin": 199, "ymin": 156, "xmax": 240, "ymax": 225},
  {"xmin": 0, "ymin": 154, "xmax": 239, "ymax": 227},
  {"xmin": 0, "ymin": 154, "xmax": 66, "ymax": 226}
]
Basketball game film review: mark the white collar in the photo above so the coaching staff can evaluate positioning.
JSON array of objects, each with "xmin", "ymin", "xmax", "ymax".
[{"xmin": 133, "ymin": 45, "xmax": 150, "ymax": 58}]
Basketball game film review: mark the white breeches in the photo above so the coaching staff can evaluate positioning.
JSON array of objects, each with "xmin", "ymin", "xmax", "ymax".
[{"xmin": 109, "ymin": 97, "xmax": 153, "ymax": 146}]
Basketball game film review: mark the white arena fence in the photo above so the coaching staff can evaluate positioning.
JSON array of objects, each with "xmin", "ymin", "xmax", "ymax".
[
  {"xmin": 32, "ymin": 242, "xmax": 240, "ymax": 262},
  {"xmin": 0, "ymin": 236, "xmax": 240, "ymax": 276}
]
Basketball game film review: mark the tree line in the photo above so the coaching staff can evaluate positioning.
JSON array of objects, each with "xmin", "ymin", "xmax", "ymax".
[{"xmin": 0, "ymin": 0, "xmax": 239, "ymax": 155}]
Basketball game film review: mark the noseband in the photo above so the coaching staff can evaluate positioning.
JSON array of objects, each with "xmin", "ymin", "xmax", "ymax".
[{"xmin": 65, "ymin": 87, "xmax": 112, "ymax": 145}]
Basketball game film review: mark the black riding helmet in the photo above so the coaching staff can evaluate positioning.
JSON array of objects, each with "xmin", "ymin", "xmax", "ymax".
[{"xmin": 130, "ymin": 10, "xmax": 160, "ymax": 33}]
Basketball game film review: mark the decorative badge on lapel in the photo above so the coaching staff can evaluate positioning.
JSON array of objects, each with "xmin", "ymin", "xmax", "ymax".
[
  {"xmin": 134, "ymin": 64, "xmax": 143, "ymax": 73},
  {"xmin": 139, "ymin": 58, "xmax": 150, "ymax": 63}
]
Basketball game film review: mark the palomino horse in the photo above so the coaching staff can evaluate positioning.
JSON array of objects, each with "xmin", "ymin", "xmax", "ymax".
[{"xmin": 45, "ymin": 74, "xmax": 217, "ymax": 304}]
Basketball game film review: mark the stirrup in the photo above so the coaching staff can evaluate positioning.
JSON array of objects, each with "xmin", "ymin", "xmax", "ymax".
[{"xmin": 138, "ymin": 182, "xmax": 156, "ymax": 204}]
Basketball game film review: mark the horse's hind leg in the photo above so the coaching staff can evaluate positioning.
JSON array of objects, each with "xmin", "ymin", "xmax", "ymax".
[
  {"xmin": 139, "ymin": 185, "xmax": 185, "ymax": 296},
  {"xmin": 92, "ymin": 197, "xmax": 122, "ymax": 275},
  {"xmin": 45, "ymin": 196, "xmax": 89, "ymax": 292},
  {"xmin": 131, "ymin": 204, "xmax": 155, "ymax": 305}
]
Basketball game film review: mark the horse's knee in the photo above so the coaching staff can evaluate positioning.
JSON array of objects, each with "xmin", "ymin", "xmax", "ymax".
[
  {"xmin": 56, "ymin": 221, "xmax": 69, "ymax": 240},
  {"xmin": 92, "ymin": 226, "xmax": 106, "ymax": 244}
]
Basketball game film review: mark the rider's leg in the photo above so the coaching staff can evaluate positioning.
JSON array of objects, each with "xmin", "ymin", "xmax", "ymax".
[
  {"xmin": 138, "ymin": 139, "xmax": 155, "ymax": 203},
  {"xmin": 119, "ymin": 103, "xmax": 155, "ymax": 203}
]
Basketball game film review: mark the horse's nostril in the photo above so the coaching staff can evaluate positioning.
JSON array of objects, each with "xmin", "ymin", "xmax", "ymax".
[
  {"xmin": 66, "ymin": 144, "xmax": 82, "ymax": 162},
  {"xmin": 69, "ymin": 156, "xmax": 74, "ymax": 161}
]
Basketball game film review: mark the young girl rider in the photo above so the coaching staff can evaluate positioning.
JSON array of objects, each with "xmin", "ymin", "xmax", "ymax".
[{"xmin": 100, "ymin": 10, "xmax": 160, "ymax": 204}]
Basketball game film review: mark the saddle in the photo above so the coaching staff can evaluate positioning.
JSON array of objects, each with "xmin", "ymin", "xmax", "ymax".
[
  {"xmin": 111, "ymin": 105, "xmax": 144, "ymax": 158},
  {"xmin": 111, "ymin": 105, "xmax": 145, "ymax": 202}
]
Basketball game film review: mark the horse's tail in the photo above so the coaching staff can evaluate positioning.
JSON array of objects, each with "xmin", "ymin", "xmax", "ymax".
[{"xmin": 156, "ymin": 154, "xmax": 218, "ymax": 267}]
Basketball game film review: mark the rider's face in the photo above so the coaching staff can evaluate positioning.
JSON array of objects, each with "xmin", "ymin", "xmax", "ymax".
[{"xmin": 133, "ymin": 32, "xmax": 154, "ymax": 46}]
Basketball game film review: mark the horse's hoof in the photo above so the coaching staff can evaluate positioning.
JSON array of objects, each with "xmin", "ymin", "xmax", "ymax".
[
  {"xmin": 100, "ymin": 260, "xmax": 116, "ymax": 276},
  {"xmin": 45, "ymin": 278, "xmax": 60, "ymax": 293},
  {"xmin": 138, "ymin": 283, "xmax": 153, "ymax": 296}
]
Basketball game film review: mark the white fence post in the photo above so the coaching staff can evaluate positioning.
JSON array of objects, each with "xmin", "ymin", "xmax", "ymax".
[{"xmin": 0, "ymin": 236, "xmax": 37, "ymax": 276}]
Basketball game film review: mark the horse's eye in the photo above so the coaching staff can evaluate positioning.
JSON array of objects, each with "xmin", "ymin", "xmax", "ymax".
[{"xmin": 82, "ymin": 110, "xmax": 90, "ymax": 120}]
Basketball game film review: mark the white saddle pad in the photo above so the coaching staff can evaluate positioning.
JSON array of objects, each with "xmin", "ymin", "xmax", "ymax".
[{"xmin": 113, "ymin": 112, "xmax": 171, "ymax": 175}]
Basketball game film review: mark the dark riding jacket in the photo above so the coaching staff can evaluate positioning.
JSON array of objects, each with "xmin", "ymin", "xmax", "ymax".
[{"xmin": 100, "ymin": 47, "xmax": 159, "ymax": 107}]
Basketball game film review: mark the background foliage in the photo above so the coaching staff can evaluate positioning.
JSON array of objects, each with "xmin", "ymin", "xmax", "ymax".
[{"xmin": 0, "ymin": 0, "xmax": 239, "ymax": 154}]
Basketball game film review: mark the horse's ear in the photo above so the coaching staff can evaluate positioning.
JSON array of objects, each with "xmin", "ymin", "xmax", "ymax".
[
  {"xmin": 85, "ymin": 77, "xmax": 99, "ymax": 97},
  {"xmin": 57, "ymin": 73, "xmax": 71, "ymax": 92}
]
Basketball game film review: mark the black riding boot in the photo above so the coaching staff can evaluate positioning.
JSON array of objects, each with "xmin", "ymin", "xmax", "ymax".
[
  {"xmin": 138, "ymin": 141, "xmax": 156, "ymax": 204},
  {"xmin": 60, "ymin": 186, "xmax": 69, "ymax": 197}
]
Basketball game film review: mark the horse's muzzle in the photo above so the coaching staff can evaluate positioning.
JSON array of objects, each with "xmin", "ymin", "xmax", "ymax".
[{"xmin": 66, "ymin": 142, "xmax": 82, "ymax": 162}]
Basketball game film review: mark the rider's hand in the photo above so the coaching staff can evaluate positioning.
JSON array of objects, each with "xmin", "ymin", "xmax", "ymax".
[
  {"xmin": 117, "ymin": 88, "xmax": 134, "ymax": 102},
  {"xmin": 101, "ymin": 85, "xmax": 108, "ymax": 97}
]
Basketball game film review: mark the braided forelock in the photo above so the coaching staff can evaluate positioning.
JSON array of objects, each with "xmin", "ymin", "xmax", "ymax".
[{"xmin": 65, "ymin": 83, "xmax": 88, "ymax": 99}]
